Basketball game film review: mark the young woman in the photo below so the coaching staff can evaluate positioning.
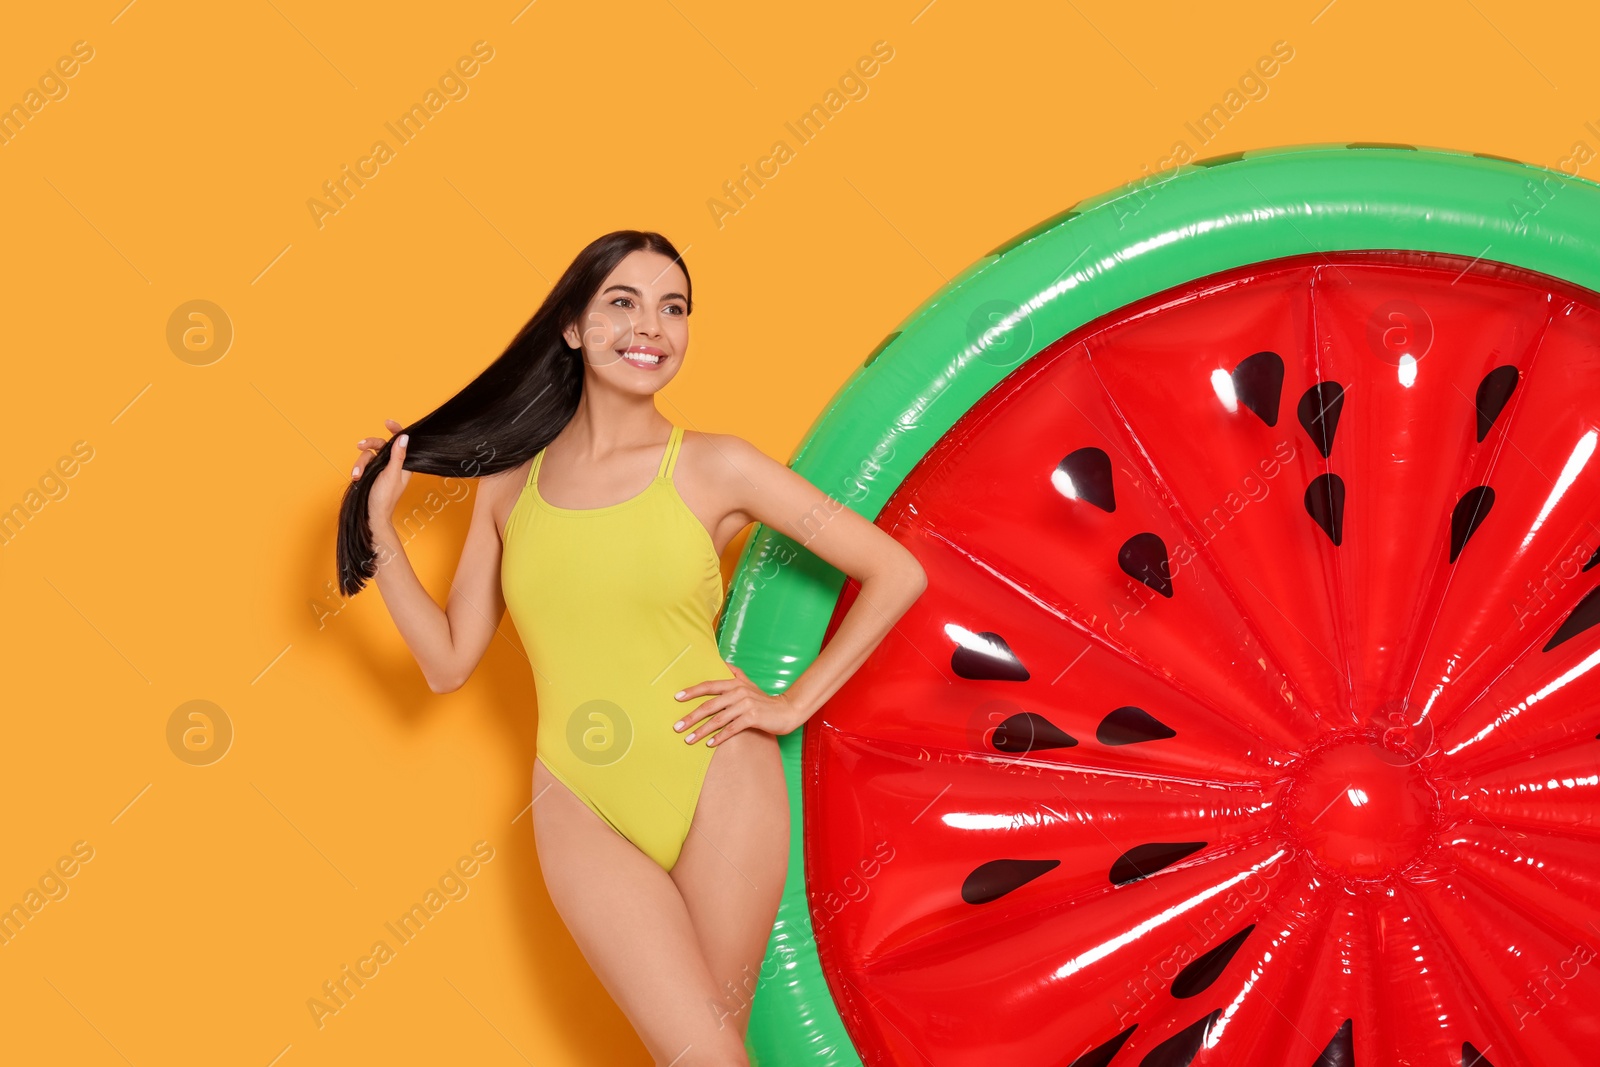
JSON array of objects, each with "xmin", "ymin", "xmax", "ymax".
[{"xmin": 335, "ymin": 230, "xmax": 927, "ymax": 1065}]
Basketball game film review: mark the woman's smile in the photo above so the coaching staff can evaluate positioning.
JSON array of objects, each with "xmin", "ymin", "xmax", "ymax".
[{"xmin": 617, "ymin": 344, "xmax": 669, "ymax": 369}]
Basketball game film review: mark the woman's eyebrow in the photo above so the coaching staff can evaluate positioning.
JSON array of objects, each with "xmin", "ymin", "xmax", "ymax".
[{"xmin": 602, "ymin": 284, "xmax": 688, "ymax": 301}]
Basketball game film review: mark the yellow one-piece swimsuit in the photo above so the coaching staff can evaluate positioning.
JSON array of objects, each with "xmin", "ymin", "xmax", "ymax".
[{"xmin": 500, "ymin": 423, "xmax": 733, "ymax": 872}]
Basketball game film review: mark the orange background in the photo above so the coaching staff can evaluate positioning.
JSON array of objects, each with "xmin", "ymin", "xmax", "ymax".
[{"xmin": 1, "ymin": 1, "xmax": 1593, "ymax": 1063}]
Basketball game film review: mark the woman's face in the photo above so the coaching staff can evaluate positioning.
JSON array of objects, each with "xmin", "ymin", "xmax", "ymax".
[{"xmin": 563, "ymin": 250, "xmax": 690, "ymax": 393}]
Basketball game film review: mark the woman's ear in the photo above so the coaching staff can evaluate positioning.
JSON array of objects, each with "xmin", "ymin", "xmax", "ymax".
[{"xmin": 561, "ymin": 320, "xmax": 580, "ymax": 350}]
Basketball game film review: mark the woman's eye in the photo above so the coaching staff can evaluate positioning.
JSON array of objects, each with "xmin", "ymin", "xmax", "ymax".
[{"xmin": 610, "ymin": 297, "xmax": 684, "ymax": 315}]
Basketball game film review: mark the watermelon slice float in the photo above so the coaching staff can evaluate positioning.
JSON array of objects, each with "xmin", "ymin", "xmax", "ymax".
[{"xmin": 721, "ymin": 145, "xmax": 1600, "ymax": 1066}]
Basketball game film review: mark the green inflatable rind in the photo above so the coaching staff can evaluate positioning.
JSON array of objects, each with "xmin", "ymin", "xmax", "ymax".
[{"xmin": 720, "ymin": 141, "xmax": 1600, "ymax": 1065}]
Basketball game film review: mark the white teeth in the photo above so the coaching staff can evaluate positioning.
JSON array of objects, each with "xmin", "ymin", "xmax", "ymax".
[{"xmin": 622, "ymin": 351, "xmax": 661, "ymax": 363}]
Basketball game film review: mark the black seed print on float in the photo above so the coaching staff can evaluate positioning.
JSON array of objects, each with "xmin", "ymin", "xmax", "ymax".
[
  {"xmin": 1232, "ymin": 351, "xmax": 1285, "ymax": 426},
  {"xmin": 1313, "ymin": 1019, "xmax": 1354, "ymax": 1066},
  {"xmin": 1474, "ymin": 365, "xmax": 1518, "ymax": 442},
  {"xmin": 960, "ymin": 858, "xmax": 1060, "ymax": 904},
  {"xmin": 1449, "ymin": 487, "xmax": 1495, "ymax": 563},
  {"xmin": 951, "ymin": 631, "xmax": 1030, "ymax": 681},
  {"xmin": 1068, "ymin": 1025, "xmax": 1137, "ymax": 1067},
  {"xmin": 1585, "ymin": 545, "xmax": 1600, "ymax": 572},
  {"xmin": 991, "ymin": 712, "xmax": 1077, "ymax": 753},
  {"xmin": 1119, "ymin": 533, "xmax": 1174, "ymax": 598},
  {"xmin": 1305, "ymin": 473, "xmax": 1346, "ymax": 545},
  {"xmin": 1096, "ymin": 705, "xmax": 1177, "ymax": 746},
  {"xmin": 1140, "ymin": 1010, "xmax": 1222, "ymax": 1067},
  {"xmin": 1170, "ymin": 924, "xmax": 1255, "ymax": 998},
  {"xmin": 1109, "ymin": 841, "xmax": 1207, "ymax": 886},
  {"xmin": 1461, "ymin": 1041, "xmax": 1495, "ymax": 1067},
  {"xmin": 1056, "ymin": 446, "xmax": 1116, "ymax": 512},
  {"xmin": 1297, "ymin": 381, "xmax": 1346, "ymax": 458},
  {"xmin": 1543, "ymin": 585, "xmax": 1600, "ymax": 652}
]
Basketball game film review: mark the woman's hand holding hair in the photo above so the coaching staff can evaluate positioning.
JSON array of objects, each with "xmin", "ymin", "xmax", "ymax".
[
  {"xmin": 349, "ymin": 417, "xmax": 465, "ymax": 692},
  {"xmin": 355, "ymin": 418, "xmax": 410, "ymax": 541}
]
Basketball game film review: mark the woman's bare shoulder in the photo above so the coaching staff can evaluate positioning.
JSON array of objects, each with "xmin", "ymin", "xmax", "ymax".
[
  {"xmin": 683, "ymin": 429, "xmax": 785, "ymax": 495},
  {"xmin": 479, "ymin": 458, "xmax": 532, "ymax": 529},
  {"xmin": 681, "ymin": 429, "xmax": 774, "ymax": 474},
  {"xmin": 477, "ymin": 460, "xmax": 529, "ymax": 502},
  {"xmin": 481, "ymin": 460, "xmax": 528, "ymax": 486}
]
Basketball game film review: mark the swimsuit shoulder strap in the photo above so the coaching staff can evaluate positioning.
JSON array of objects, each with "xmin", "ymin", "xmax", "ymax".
[
  {"xmin": 656, "ymin": 424, "xmax": 684, "ymax": 479},
  {"xmin": 529, "ymin": 428, "xmax": 674, "ymax": 490}
]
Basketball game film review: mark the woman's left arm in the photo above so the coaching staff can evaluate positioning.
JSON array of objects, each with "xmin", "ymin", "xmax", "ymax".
[{"xmin": 672, "ymin": 433, "xmax": 927, "ymax": 746}]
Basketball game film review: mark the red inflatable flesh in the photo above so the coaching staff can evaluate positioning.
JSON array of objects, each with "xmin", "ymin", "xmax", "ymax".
[{"xmin": 806, "ymin": 250, "xmax": 1600, "ymax": 1066}]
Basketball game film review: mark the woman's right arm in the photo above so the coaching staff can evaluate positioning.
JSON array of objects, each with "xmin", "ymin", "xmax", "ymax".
[{"xmin": 357, "ymin": 424, "xmax": 509, "ymax": 694}]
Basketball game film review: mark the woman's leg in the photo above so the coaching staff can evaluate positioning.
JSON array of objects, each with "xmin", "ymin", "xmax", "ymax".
[
  {"xmin": 532, "ymin": 759, "xmax": 751, "ymax": 1066},
  {"xmin": 669, "ymin": 728, "xmax": 790, "ymax": 1040}
]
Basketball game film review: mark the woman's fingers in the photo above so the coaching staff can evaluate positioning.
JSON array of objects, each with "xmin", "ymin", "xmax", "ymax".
[
  {"xmin": 360, "ymin": 431, "xmax": 409, "ymax": 488},
  {"xmin": 675, "ymin": 666, "xmax": 790, "ymax": 744},
  {"xmin": 362, "ymin": 425, "xmax": 410, "ymax": 533},
  {"xmin": 382, "ymin": 433, "xmax": 410, "ymax": 482},
  {"xmin": 369, "ymin": 433, "xmax": 410, "ymax": 510},
  {"xmin": 678, "ymin": 686, "xmax": 761, "ymax": 743},
  {"xmin": 683, "ymin": 705, "xmax": 740, "ymax": 745},
  {"xmin": 673, "ymin": 677, "xmax": 738, "ymax": 706},
  {"xmin": 361, "ymin": 420, "xmax": 406, "ymax": 452},
  {"xmin": 352, "ymin": 421, "xmax": 406, "ymax": 479},
  {"xmin": 677, "ymin": 696, "xmax": 732, "ymax": 736}
]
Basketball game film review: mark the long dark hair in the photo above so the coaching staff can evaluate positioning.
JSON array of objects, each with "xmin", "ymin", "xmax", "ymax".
[{"xmin": 335, "ymin": 229, "xmax": 692, "ymax": 596}]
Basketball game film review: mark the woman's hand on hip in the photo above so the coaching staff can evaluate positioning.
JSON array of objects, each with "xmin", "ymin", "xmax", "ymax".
[{"xmin": 672, "ymin": 662, "xmax": 804, "ymax": 745}]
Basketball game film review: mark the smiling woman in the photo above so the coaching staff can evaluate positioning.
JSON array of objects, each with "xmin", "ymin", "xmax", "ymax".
[
  {"xmin": 333, "ymin": 231, "xmax": 657, "ymax": 597},
  {"xmin": 336, "ymin": 228, "xmax": 925, "ymax": 1064},
  {"xmin": 588, "ymin": 279, "xmax": 689, "ymax": 372}
]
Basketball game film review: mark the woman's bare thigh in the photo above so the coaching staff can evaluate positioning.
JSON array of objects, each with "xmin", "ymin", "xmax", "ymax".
[
  {"xmin": 669, "ymin": 728, "xmax": 790, "ymax": 1039},
  {"xmin": 531, "ymin": 758, "xmax": 750, "ymax": 1066}
]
